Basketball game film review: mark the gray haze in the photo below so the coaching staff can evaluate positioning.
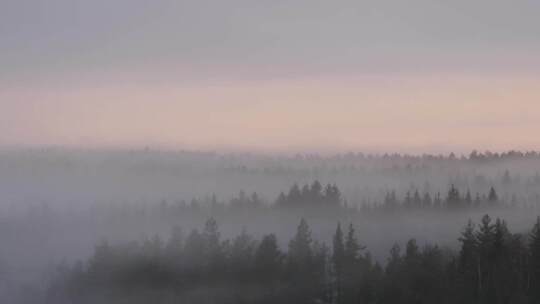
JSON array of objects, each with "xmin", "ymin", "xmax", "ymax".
[
  {"xmin": 1, "ymin": 149, "xmax": 540, "ymax": 302},
  {"xmin": 2, "ymin": 0, "xmax": 540, "ymax": 84}
]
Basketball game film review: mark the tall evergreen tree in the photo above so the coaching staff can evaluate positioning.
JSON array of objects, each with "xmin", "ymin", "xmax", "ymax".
[
  {"xmin": 332, "ymin": 223, "xmax": 345, "ymax": 303},
  {"xmin": 230, "ymin": 228, "xmax": 256, "ymax": 278},
  {"xmin": 288, "ymin": 218, "xmax": 314, "ymax": 271},
  {"xmin": 345, "ymin": 224, "xmax": 364, "ymax": 263},
  {"xmin": 413, "ymin": 189, "xmax": 422, "ymax": 208},
  {"xmin": 288, "ymin": 183, "xmax": 302, "ymax": 205},
  {"xmin": 325, "ymin": 184, "xmax": 342, "ymax": 206},
  {"xmin": 488, "ymin": 187, "xmax": 499, "ymax": 204},
  {"xmin": 255, "ymin": 234, "xmax": 283, "ymax": 283},
  {"xmin": 446, "ymin": 184, "xmax": 461, "ymax": 209},
  {"xmin": 491, "ymin": 218, "xmax": 515, "ymax": 303},
  {"xmin": 465, "ymin": 189, "xmax": 473, "ymax": 207},
  {"xmin": 475, "ymin": 214, "xmax": 495, "ymax": 301},
  {"xmin": 287, "ymin": 218, "xmax": 320, "ymax": 304},
  {"xmin": 529, "ymin": 217, "xmax": 540, "ymax": 302},
  {"xmin": 310, "ymin": 180, "xmax": 323, "ymax": 204},
  {"xmin": 202, "ymin": 218, "xmax": 224, "ymax": 272},
  {"xmin": 343, "ymin": 224, "xmax": 364, "ymax": 304},
  {"xmin": 458, "ymin": 220, "xmax": 479, "ymax": 302}
]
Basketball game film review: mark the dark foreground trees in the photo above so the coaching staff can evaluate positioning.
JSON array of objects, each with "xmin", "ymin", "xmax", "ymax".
[{"xmin": 47, "ymin": 216, "xmax": 540, "ymax": 304}]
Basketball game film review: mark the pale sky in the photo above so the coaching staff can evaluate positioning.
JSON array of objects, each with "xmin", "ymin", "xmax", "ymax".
[{"xmin": 1, "ymin": 0, "xmax": 539, "ymax": 154}]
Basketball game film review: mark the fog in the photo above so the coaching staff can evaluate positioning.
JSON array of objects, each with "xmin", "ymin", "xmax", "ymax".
[
  {"xmin": 0, "ymin": 148, "xmax": 539, "ymax": 303},
  {"xmin": 3, "ymin": 148, "xmax": 539, "ymax": 209}
]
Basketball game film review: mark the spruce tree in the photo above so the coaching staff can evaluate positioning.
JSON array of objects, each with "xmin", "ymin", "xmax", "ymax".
[
  {"xmin": 413, "ymin": 189, "xmax": 422, "ymax": 208},
  {"xmin": 332, "ymin": 223, "xmax": 345, "ymax": 303},
  {"xmin": 202, "ymin": 218, "xmax": 223, "ymax": 272},
  {"xmin": 255, "ymin": 234, "xmax": 283, "ymax": 283},
  {"xmin": 446, "ymin": 184, "xmax": 461, "ymax": 209},
  {"xmin": 488, "ymin": 187, "xmax": 499, "ymax": 204},
  {"xmin": 287, "ymin": 218, "xmax": 319, "ymax": 304},
  {"xmin": 345, "ymin": 224, "xmax": 364, "ymax": 263},
  {"xmin": 230, "ymin": 229, "xmax": 256, "ymax": 278},
  {"xmin": 529, "ymin": 217, "xmax": 540, "ymax": 301},
  {"xmin": 475, "ymin": 214, "xmax": 495, "ymax": 301},
  {"xmin": 288, "ymin": 218, "xmax": 313, "ymax": 269},
  {"xmin": 458, "ymin": 219, "xmax": 479, "ymax": 300},
  {"xmin": 465, "ymin": 189, "xmax": 472, "ymax": 207}
]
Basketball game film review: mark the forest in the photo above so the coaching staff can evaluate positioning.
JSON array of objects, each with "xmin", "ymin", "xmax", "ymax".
[
  {"xmin": 45, "ymin": 215, "xmax": 540, "ymax": 304},
  {"xmin": 1, "ymin": 149, "xmax": 540, "ymax": 303}
]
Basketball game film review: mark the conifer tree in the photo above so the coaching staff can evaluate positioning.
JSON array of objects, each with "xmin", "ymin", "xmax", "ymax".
[
  {"xmin": 325, "ymin": 184, "xmax": 342, "ymax": 206},
  {"xmin": 255, "ymin": 234, "xmax": 283, "ymax": 283},
  {"xmin": 287, "ymin": 218, "xmax": 320, "ymax": 304},
  {"xmin": 345, "ymin": 224, "xmax": 363, "ymax": 263},
  {"xmin": 458, "ymin": 220, "xmax": 478, "ymax": 299},
  {"xmin": 529, "ymin": 217, "xmax": 540, "ymax": 301},
  {"xmin": 310, "ymin": 180, "xmax": 323, "ymax": 204},
  {"xmin": 446, "ymin": 184, "xmax": 461, "ymax": 209},
  {"xmin": 202, "ymin": 218, "xmax": 224, "ymax": 272},
  {"xmin": 230, "ymin": 228, "xmax": 256, "ymax": 278},
  {"xmin": 288, "ymin": 184, "xmax": 302, "ymax": 205},
  {"xmin": 332, "ymin": 223, "xmax": 345, "ymax": 303},
  {"xmin": 465, "ymin": 189, "xmax": 472, "ymax": 207},
  {"xmin": 413, "ymin": 189, "xmax": 422, "ymax": 208},
  {"xmin": 288, "ymin": 218, "xmax": 313, "ymax": 268},
  {"xmin": 488, "ymin": 187, "xmax": 499, "ymax": 204},
  {"xmin": 475, "ymin": 214, "xmax": 495, "ymax": 299}
]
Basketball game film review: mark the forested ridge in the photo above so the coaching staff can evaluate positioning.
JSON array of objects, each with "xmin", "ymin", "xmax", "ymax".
[{"xmin": 46, "ymin": 214, "xmax": 540, "ymax": 304}]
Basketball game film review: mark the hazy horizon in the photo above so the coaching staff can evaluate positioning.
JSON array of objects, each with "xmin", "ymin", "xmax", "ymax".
[
  {"xmin": 1, "ymin": 143, "xmax": 539, "ymax": 157},
  {"xmin": 2, "ymin": 75, "xmax": 539, "ymax": 155}
]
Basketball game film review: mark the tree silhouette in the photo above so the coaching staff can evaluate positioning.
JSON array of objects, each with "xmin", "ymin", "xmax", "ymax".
[
  {"xmin": 255, "ymin": 234, "xmax": 283, "ymax": 284},
  {"xmin": 488, "ymin": 187, "xmax": 499, "ymax": 204},
  {"xmin": 529, "ymin": 217, "xmax": 540, "ymax": 302},
  {"xmin": 332, "ymin": 223, "xmax": 345, "ymax": 303},
  {"xmin": 446, "ymin": 184, "xmax": 461, "ymax": 209},
  {"xmin": 47, "ymin": 214, "xmax": 540, "ymax": 304}
]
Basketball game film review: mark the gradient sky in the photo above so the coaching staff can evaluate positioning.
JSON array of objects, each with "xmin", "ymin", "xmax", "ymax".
[{"xmin": 1, "ymin": 0, "xmax": 539, "ymax": 154}]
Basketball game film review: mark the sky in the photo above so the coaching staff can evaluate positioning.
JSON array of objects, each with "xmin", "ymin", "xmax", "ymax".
[{"xmin": 1, "ymin": 0, "xmax": 539, "ymax": 154}]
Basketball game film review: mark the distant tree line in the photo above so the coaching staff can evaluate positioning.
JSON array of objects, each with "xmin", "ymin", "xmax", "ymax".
[
  {"xmin": 369, "ymin": 184, "xmax": 502, "ymax": 212},
  {"xmin": 16, "ymin": 182, "xmax": 522, "ymax": 229},
  {"xmin": 276, "ymin": 181, "xmax": 342, "ymax": 209},
  {"xmin": 47, "ymin": 215, "xmax": 540, "ymax": 304},
  {"xmin": 274, "ymin": 182, "xmax": 506, "ymax": 212}
]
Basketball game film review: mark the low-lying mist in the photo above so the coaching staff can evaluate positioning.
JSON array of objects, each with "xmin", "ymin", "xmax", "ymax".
[{"xmin": 0, "ymin": 148, "xmax": 539, "ymax": 303}]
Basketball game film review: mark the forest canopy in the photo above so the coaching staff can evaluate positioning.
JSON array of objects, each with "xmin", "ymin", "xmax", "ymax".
[{"xmin": 46, "ymin": 215, "xmax": 540, "ymax": 304}]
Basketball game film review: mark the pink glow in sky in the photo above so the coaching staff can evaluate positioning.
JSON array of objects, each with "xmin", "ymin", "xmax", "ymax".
[{"xmin": 2, "ymin": 72, "xmax": 539, "ymax": 154}]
